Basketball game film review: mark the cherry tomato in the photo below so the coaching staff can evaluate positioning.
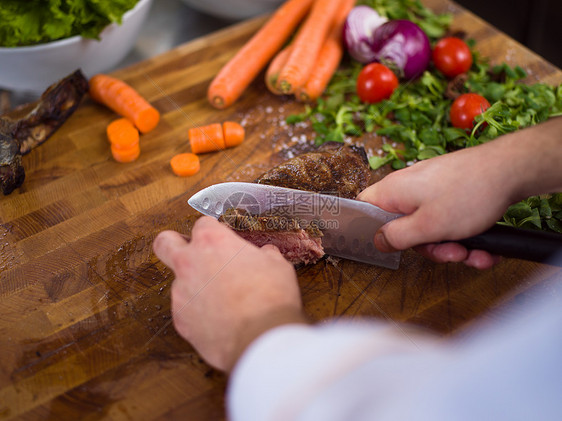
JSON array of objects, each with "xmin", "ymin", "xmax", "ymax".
[
  {"xmin": 356, "ymin": 63, "xmax": 399, "ymax": 104},
  {"xmin": 450, "ymin": 93, "xmax": 491, "ymax": 130},
  {"xmin": 432, "ymin": 37, "xmax": 473, "ymax": 78}
]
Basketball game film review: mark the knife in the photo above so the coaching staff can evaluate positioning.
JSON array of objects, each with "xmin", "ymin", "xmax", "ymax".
[
  {"xmin": 188, "ymin": 182, "xmax": 562, "ymax": 269},
  {"xmin": 188, "ymin": 182, "xmax": 402, "ymax": 269}
]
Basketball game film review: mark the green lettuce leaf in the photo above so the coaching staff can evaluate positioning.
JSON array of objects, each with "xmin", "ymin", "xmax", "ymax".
[{"xmin": 0, "ymin": 0, "xmax": 138, "ymax": 47}]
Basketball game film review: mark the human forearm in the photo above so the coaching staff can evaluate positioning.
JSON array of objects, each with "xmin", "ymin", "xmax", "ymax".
[
  {"xmin": 228, "ymin": 321, "xmax": 435, "ymax": 421},
  {"xmin": 497, "ymin": 116, "xmax": 562, "ymax": 202},
  {"xmin": 229, "ymin": 289, "xmax": 562, "ymax": 421}
]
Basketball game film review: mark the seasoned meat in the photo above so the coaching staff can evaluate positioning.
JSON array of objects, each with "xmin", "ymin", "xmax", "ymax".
[
  {"xmin": 219, "ymin": 142, "xmax": 371, "ymax": 265},
  {"xmin": 255, "ymin": 142, "xmax": 370, "ymax": 199},
  {"xmin": 0, "ymin": 69, "xmax": 88, "ymax": 195},
  {"xmin": 219, "ymin": 208, "xmax": 324, "ymax": 265}
]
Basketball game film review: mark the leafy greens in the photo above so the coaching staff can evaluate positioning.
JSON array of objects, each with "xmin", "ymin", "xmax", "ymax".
[{"xmin": 0, "ymin": 0, "xmax": 139, "ymax": 47}]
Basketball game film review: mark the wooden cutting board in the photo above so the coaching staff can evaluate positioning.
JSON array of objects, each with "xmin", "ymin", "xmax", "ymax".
[{"xmin": 1, "ymin": 0, "xmax": 561, "ymax": 419}]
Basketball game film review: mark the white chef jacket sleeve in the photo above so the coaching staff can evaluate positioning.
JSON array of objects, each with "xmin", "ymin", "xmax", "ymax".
[{"xmin": 227, "ymin": 284, "xmax": 562, "ymax": 421}]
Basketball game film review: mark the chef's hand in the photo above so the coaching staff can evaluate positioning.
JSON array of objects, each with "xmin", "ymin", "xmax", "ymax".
[
  {"xmin": 152, "ymin": 216, "xmax": 307, "ymax": 372},
  {"xmin": 365, "ymin": 117, "xmax": 562, "ymax": 268},
  {"xmin": 357, "ymin": 143, "xmax": 513, "ymax": 269}
]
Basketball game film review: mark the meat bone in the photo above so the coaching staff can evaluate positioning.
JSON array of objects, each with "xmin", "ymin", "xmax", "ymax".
[{"xmin": 0, "ymin": 69, "xmax": 89, "ymax": 195}]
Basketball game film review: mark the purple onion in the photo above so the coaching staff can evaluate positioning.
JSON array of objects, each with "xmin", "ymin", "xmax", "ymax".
[
  {"xmin": 370, "ymin": 19, "xmax": 431, "ymax": 80},
  {"xmin": 343, "ymin": 6, "xmax": 387, "ymax": 63}
]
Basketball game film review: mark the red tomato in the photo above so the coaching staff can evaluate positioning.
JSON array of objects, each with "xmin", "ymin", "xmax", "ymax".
[
  {"xmin": 450, "ymin": 93, "xmax": 491, "ymax": 130},
  {"xmin": 432, "ymin": 37, "xmax": 473, "ymax": 78},
  {"xmin": 356, "ymin": 63, "xmax": 399, "ymax": 104}
]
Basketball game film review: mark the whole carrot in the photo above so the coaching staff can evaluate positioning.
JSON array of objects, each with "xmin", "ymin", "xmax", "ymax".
[
  {"xmin": 90, "ymin": 74, "xmax": 160, "ymax": 134},
  {"xmin": 296, "ymin": 0, "xmax": 355, "ymax": 102},
  {"xmin": 276, "ymin": 0, "xmax": 343, "ymax": 94},
  {"xmin": 207, "ymin": 0, "xmax": 314, "ymax": 109},
  {"xmin": 265, "ymin": 43, "xmax": 294, "ymax": 95}
]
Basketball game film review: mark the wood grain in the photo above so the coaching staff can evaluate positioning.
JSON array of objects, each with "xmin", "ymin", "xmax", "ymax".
[{"xmin": 1, "ymin": 0, "xmax": 561, "ymax": 419}]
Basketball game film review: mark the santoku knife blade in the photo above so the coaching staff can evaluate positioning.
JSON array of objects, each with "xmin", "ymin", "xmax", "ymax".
[{"xmin": 188, "ymin": 182, "xmax": 403, "ymax": 269}]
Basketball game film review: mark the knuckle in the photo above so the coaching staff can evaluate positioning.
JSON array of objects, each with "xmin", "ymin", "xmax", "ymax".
[
  {"xmin": 195, "ymin": 228, "xmax": 220, "ymax": 246},
  {"xmin": 192, "ymin": 218, "xmax": 225, "ymax": 246}
]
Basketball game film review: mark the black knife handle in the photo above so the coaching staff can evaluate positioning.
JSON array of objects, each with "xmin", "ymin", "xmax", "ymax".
[{"xmin": 456, "ymin": 224, "xmax": 562, "ymax": 266}]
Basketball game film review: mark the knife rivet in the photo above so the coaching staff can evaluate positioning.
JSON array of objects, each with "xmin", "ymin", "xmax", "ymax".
[
  {"xmin": 215, "ymin": 201, "xmax": 222, "ymax": 214},
  {"xmin": 202, "ymin": 197, "xmax": 210, "ymax": 210}
]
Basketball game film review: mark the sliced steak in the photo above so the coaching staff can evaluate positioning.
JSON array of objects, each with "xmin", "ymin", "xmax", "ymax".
[
  {"xmin": 255, "ymin": 141, "xmax": 370, "ymax": 199},
  {"xmin": 219, "ymin": 208, "xmax": 324, "ymax": 265},
  {"xmin": 220, "ymin": 142, "xmax": 371, "ymax": 265}
]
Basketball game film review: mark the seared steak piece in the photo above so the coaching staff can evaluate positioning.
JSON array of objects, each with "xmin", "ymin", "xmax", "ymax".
[
  {"xmin": 219, "ymin": 208, "xmax": 324, "ymax": 265},
  {"xmin": 0, "ymin": 69, "xmax": 89, "ymax": 195},
  {"xmin": 220, "ymin": 142, "xmax": 371, "ymax": 265},
  {"xmin": 255, "ymin": 142, "xmax": 370, "ymax": 199}
]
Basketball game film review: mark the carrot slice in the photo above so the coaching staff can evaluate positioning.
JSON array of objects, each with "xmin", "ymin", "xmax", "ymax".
[
  {"xmin": 170, "ymin": 153, "xmax": 201, "ymax": 177},
  {"xmin": 207, "ymin": 0, "xmax": 314, "ymax": 109},
  {"xmin": 276, "ymin": 0, "xmax": 343, "ymax": 94},
  {"xmin": 223, "ymin": 121, "xmax": 245, "ymax": 148},
  {"xmin": 106, "ymin": 118, "xmax": 139, "ymax": 149},
  {"xmin": 111, "ymin": 143, "xmax": 140, "ymax": 163},
  {"xmin": 90, "ymin": 74, "xmax": 160, "ymax": 133},
  {"xmin": 265, "ymin": 43, "xmax": 294, "ymax": 95},
  {"xmin": 188, "ymin": 123, "xmax": 225, "ymax": 154},
  {"xmin": 296, "ymin": 0, "xmax": 355, "ymax": 102}
]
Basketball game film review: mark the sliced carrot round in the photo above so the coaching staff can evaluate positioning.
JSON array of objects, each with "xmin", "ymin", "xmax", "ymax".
[
  {"xmin": 170, "ymin": 153, "xmax": 201, "ymax": 177},
  {"xmin": 188, "ymin": 123, "xmax": 225, "ymax": 154},
  {"xmin": 111, "ymin": 144, "xmax": 140, "ymax": 163},
  {"xmin": 223, "ymin": 121, "xmax": 245, "ymax": 148},
  {"xmin": 107, "ymin": 118, "xmax": 139, "ymax": 149}
]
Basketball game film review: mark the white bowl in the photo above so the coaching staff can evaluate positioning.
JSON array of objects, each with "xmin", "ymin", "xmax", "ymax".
[
  {"xmin": 181, "ymin": 0, "xmax": 283, "ymax": 20},
  {"xmin": 0, "ymin": 0, "xmax": 153, "ymax": 94}
]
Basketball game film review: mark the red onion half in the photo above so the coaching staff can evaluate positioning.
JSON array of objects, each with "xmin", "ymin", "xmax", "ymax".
[
  {"xmin": 370, "ymin": 19, "xmax": 431, "ymax": 80},
  {"xmin": 343, "ymin": 6, "xmax": 387, "ymax": 63}
]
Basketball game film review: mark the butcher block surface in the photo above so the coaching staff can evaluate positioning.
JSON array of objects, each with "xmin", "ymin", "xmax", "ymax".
[{"xmin": 1, "ymin": 0, "xmax": 561, "ymax": 419}]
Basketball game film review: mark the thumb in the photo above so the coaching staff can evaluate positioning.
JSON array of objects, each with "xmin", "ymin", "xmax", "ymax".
[
  {"xmin": 376, "ymin": 211, "xmax": 441, "ymax": 252},
  {"xmin": 261, "ymin": 244, "xmax": 288, "ymax": 262},
  {"xmin": 261, "ymin": 244, "xmax": 281, "ymax": 253}
]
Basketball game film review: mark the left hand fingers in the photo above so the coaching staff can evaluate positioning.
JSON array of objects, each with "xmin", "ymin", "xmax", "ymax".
[{"xmin": 153, "ymin": 230, "xmax": 191, "ymax": 271}]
